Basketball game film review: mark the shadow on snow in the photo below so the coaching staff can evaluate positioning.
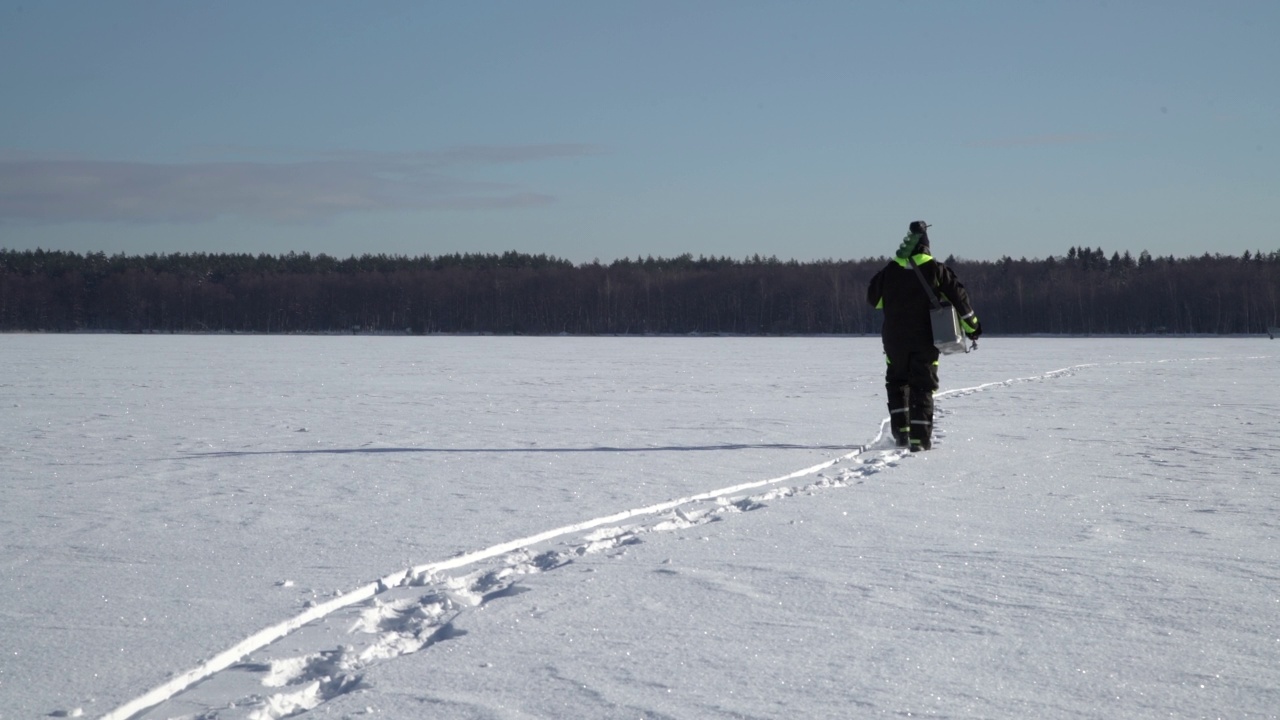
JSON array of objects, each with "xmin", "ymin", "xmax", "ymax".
[{"xmin": 181, "ymin": 443, "xmax": 855, "ymax": 459}]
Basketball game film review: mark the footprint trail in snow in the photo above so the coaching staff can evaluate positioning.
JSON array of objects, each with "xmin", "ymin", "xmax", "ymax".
[
  {"xmin": 119, "ymin": 449, "xmax": 907, "ymax": 720},
  {"xmin": 104, "ymin": 362, "xmax": 1093, "ymax": 720}
]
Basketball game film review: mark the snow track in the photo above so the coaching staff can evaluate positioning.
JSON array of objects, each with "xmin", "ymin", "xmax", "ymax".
[
  {"xmin": 107, "ymin": 448, "xmax": 904, "ymax": 720},
  {"xmin": 100, "ymin": 360, "xmax": 1114, "ymax": 720}
]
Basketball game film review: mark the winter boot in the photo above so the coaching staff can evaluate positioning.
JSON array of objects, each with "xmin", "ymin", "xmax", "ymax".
[{"xmin": 908, "ymin": 390, "xmax": 934, "ymax": 452}]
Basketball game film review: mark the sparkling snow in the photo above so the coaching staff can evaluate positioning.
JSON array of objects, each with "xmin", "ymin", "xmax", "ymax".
[{"xmin": 1, "ymin": 336, "xmax": 1277, "ymax": 719}]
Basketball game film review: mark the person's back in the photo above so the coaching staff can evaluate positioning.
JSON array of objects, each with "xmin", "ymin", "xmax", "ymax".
[{"xmin": 866, "ymin": 221, "xmax": 981, "ymax": 450}]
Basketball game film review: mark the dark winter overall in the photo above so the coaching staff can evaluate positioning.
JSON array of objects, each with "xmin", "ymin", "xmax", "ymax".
[{"xmin": 866, "ymin": 226, "xmax": 979, "ymax": 451}]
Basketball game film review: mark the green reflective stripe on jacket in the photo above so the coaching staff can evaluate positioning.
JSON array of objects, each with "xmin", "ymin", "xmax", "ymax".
[{"xmin": 892, "ymin": 253, "xmax": 934, "ymax": 269}]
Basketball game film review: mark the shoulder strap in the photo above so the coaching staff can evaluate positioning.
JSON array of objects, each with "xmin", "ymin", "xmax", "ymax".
[{"xmin": 907, "ymin": 256, "xmax": 944, "ymax": 310}]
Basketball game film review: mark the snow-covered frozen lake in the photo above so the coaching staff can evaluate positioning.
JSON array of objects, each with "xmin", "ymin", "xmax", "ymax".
[{"xmin": 2, "ymin": 336, "xmax": 1278, "ymax": 719}]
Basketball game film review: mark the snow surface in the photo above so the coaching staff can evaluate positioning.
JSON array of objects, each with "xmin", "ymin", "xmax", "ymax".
[{"xmin": 2, "ymin": 336, "xmax": 1278, "ymax": 719}]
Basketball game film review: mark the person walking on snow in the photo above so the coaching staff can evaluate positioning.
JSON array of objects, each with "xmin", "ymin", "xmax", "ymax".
[{"xmin": 867, "ymin": 221, "xmax": 981, "ymax": 451}]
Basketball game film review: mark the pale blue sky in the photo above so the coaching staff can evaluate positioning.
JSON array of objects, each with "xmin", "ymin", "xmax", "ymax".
[{"xmin": 1, "ymin": 1, "xmax": 1276, "ymax": 262}]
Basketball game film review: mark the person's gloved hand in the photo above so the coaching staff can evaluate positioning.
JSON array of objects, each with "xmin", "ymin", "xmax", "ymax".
[{"xmin": 966, "ymin": 318, "xmax": 982, "ymax": 340}]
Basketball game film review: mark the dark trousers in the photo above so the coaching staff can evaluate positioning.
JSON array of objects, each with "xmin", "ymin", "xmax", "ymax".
[{"xmin": 884, "ymin": 344, "xmax": 939, "ymax": 450}]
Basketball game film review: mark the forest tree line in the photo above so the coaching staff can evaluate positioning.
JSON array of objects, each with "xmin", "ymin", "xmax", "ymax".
[{"xmin": 2, "ymin": 247, "xmax": 1279, "ymax": 335}]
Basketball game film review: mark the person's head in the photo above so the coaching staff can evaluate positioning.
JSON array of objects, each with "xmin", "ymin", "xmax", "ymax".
[{"xmin": 896, "ymin": 220, "xmax": 931, "ymax": 259}]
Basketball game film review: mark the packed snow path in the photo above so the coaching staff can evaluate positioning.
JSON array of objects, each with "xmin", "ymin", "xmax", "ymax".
[
  {"xmin": 107, "ymin": 433, "xmax": 900, "ymax": 719},
  {"xmin": 108, "ymin": 362, "xmax": 1104, "ymax": 720}
]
